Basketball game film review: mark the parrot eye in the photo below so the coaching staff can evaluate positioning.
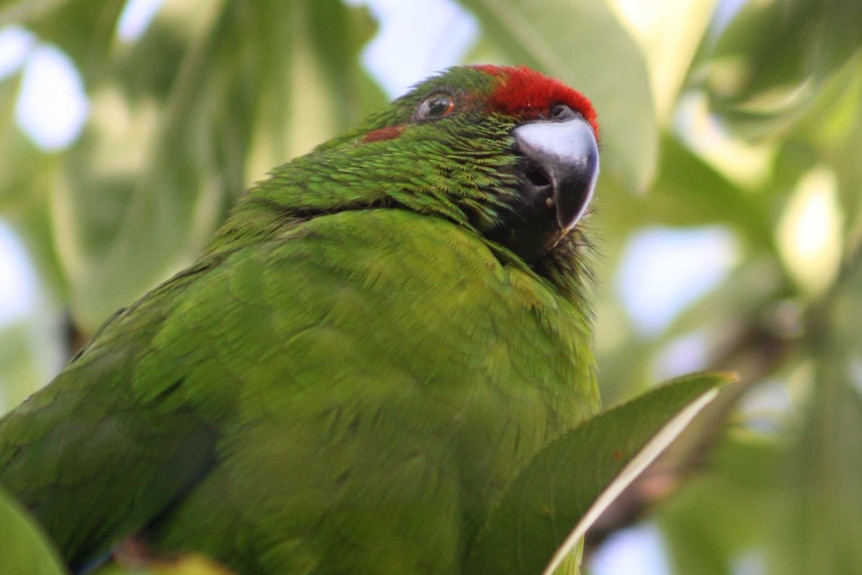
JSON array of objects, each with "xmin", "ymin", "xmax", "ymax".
[{"xmin": 415, "ymin": 93, "xmax": 456, "ymax": 121}]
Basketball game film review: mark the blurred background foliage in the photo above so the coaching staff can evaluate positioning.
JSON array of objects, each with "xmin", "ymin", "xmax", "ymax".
[{"xmin": 0, "ymin": 0, "xmax": 860, "ymax": 573}]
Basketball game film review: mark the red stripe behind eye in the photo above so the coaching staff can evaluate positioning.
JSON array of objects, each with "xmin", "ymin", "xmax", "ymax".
[
  {"xmin": 473, "ymin": 65, "xmax": 599, "ymax": 138},
  {"xmin": 362, "ymin": 125, "xmax": 406, "ymax": 143}
]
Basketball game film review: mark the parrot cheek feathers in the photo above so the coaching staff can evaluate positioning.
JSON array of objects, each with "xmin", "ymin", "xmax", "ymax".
[{"xmin": 490, "ymin": 116, "xmax": 600, "ymax": 262}]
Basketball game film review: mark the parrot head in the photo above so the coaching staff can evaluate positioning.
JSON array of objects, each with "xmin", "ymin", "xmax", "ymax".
[{"xmin": 233, "ymin": 65, "xmax": 599, "ymax": 291}]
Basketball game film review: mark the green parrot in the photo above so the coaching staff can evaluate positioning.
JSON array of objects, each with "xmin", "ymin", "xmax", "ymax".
[{"xmin": 0, "ymin": 65, "xmax": 601, "ymax": 575}]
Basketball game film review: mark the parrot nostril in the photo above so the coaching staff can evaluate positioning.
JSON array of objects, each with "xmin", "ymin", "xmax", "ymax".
[{"xmin": 525, "ymin": 166, "xmax": 551, "ymax": 188}]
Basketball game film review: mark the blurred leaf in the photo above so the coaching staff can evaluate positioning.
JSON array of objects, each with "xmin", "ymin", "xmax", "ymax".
[
  {"xmin": 0, "ymin": 482, "xmax": 67, "ymax": 575},
  {"xmin": 0, "ymin": 74, "xmax": 68, "ymax": 301},
  {"xmin": 308, "ymin": 0, "xmax": 382, "ymax": 130},
  {"xmin": 8, "ymin": 199, "xmax": 70, "ymax": 305},
  {"xmin": 465, "ymin": 372, "xmax": 733, "ymax": 575},
  {"xmin": 0, "ymin": 74, "xmax": 51, "ymax": 211},
  {"xmin": 774, "ymin": 250, "xmax": 862, "ymax": 575},
  {"xmin": 51, "ymin": 1, "xmax": 383, "ymax": 331},
  {"xmin": 57, "ymin": 1, "xmax": 283, "ymax": 330},
  {"xmin": 794, "ymin": 52, "xmax": 862, "ymax": 234},
  {"xmin": 0, "ymin": 319, "xmax": 57, "ymax": 413},
  {"xmin": 649, "ymin": 136, "xmax": 772, "ymax": 243},
  {"xmin": 459, "ymin": 0, "xmax": 659, "ymax": 192},
  {"xmin": 0, "ymin": 36, "xmax": 52, "ymax": 351},
  {"xmin": 659, "ymin": 432, "xmax": 786, "ymax": 575},
  {"xmin": 110, "ymin": 21, "xmax": 188, "ymax": 103},
  {"xmin": 3, "ymin": 0, "xmax": 126, "ymax": 80},
  {"xmin": 704, "ymin": 0, "xmax": 862, "ymax": 137}
]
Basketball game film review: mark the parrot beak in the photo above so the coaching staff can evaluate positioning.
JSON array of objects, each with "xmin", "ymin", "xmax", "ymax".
[{"xmin": 492, "ymin": 114, "xmax": 599, "ymax": 262}]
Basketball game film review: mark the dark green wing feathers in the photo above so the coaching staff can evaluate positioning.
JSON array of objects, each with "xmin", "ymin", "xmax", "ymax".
[{"xmin": 0, "ymin": 266, "xmax": 221, "ymax": 567}]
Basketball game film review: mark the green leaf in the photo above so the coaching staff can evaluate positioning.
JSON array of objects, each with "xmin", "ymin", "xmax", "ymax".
[
  {"xmin": 46, "ymin": 1, "xmax": 384, "ymax": 331},
  {"xmin": 0, "ymin": 71, "xmax": 69, "ymax": 302},
  {"xmin": 772, "ymin": 251, "xmax": 862, "ymax": 575},
  {"xmin": 0, "ymin": 483, "xmax": 67, "ymax": 575},
  {"xmin": 459, "ymin": 0, "xmax": 658, "ymax": 192},
  {"xmin": 1, "ymin": 0, "xmax": 126, "ymax": 80},
  {"xmin": 650, "ymin": 136, "xmax": 772, "ymax": 242},
  {"xmin": 658, "ymin": 432, "xmax": 785, "ymax": 575},
  {"xmin": 464, "ymin": 372, "xmax": 734, "ymax": 575},
  {"xmin": 704, "ymin": 0, "xmax": 862, "ymax": 138}
]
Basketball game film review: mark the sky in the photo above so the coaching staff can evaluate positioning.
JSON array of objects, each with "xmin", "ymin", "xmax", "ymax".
[{"xmin": 0, "ymin": 1, "xmax": 745, "ymax": 573}]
